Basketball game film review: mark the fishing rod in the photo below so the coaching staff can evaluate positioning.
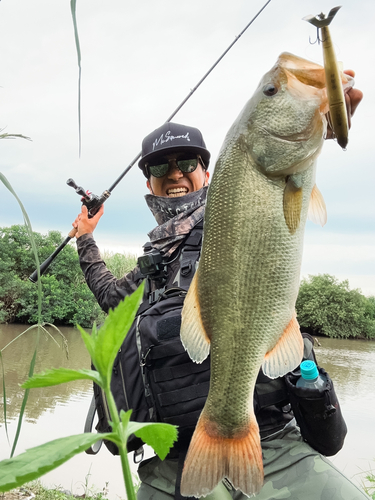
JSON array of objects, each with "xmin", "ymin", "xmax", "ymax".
[{"xmin": 29, "ymin": 0, "xmax": 272, "ymax": 283}]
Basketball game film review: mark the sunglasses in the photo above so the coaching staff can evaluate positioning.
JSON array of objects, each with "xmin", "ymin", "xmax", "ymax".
[{"xmin": 146, "ymin": 156, "xmax": 202, "ymax": 178}]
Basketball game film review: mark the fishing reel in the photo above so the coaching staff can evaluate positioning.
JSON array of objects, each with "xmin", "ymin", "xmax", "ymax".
[{"xmin": 66, "ymin": 178, "xmax": 111, "ymax": 218}]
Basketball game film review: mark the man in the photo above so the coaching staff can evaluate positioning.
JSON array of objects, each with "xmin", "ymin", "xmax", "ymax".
[{"xmin": 73, "ymin": 82, "xmax": 366, "ymax": 499}]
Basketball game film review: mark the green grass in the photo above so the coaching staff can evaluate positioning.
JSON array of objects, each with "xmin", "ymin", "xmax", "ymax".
[
  {"xmin": 0, "ymin": 480, "xmax": 110, "ymax": 500},
  {"xmin": 0, "ymin": 471, "xmax": 141, "ymax": 500},
  {"xmin": 361, "ymin": 468, "xmax": 375, "ymax": 499}
]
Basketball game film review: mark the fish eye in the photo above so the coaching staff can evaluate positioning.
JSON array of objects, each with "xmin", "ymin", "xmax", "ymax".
[{"xmin": 263, "ymin": 83, "xmax": 278, "ymax": 97}]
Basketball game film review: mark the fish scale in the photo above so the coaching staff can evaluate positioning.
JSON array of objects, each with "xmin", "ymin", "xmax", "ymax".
[
  {"xmin": 179, "ymin": 52, "xmax": 337, "ymax": 497},
  {"xmin": 200, "ymin": 157, "xmax": 304, "ymax": 423}
]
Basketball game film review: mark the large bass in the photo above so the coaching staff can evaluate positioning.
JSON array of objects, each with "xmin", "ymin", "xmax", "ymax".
[{"xmin": 180, "ymin": 52, "xmax": 352, "ymax": 497}]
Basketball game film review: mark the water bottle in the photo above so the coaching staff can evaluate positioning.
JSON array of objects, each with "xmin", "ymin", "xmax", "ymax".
[{"xmin": 296, "ymin": 360, "xmax": 326, "ymax": 389}]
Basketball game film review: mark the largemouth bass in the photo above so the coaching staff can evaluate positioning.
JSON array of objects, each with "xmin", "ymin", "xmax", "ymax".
[{"xmin": 179, "ymin": 52, "xmax": 352, "ymax": 498}]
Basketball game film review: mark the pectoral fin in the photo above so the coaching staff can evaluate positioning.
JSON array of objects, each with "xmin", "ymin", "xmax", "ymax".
[
  {"xmin": 283, "ymin": 176, "xmax": 303, "ymax": 234},
  {"xmin": 262, "ymin": 313, "xmax": 303, "ymax": 379},
  {"xmin": 308, "ymin": 184, "xmax": 327, "ymax": 226},
  {"xmin": 180, "ymin": 273, "xmax": 211, "ymax": 363}
]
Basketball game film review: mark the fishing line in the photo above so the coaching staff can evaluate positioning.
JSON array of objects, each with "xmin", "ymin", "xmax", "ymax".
[{"xmin": 109, "ymin": 0, "xmax": 273, "ymax": 192}]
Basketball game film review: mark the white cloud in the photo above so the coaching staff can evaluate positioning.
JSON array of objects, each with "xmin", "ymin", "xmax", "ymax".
[{"xmin": 0, "ymin": 0, "xmax": 374, "ymax": 290}]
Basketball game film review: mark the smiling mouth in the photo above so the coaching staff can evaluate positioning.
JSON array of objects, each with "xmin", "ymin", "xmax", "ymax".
[{"xmin": 167, "ymin": 187, "xmax": 188, "ymax": 197}]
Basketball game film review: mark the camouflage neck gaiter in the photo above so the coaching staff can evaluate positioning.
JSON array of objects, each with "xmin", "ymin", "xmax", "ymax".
[{"xmin": 145, "ymin": 186, "xmax": 208, "ymax": 256}]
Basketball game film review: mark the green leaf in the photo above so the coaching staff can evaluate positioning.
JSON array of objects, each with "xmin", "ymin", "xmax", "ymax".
[
  {"xmin": 124, "ymin": 415, "xmax": 178, "ymax": 461},
  {"xmin": 0, "ymin": 351, "xmax": 9, "ymax": 446},
  {"xmin": 77, "ymin": 325, "xmax": 96, "ymax": 362},
  {"xmin": 0, "ymin": 132, "xmax": 31, "ymax": 141},
  {"xmin": 70, "ymin": 0, "xmax": 82, "ymax": 156},
  {"xmin": 21, "ymin": 367, "xmax": 102, "ymax": 389},
  {"xmin": 119, "ymin": 408, "xmax": 131, "ymax": 427},
  {"xmin": 11, "ymin": 345, "xmax": 39, "ymax": 458},
  {"xmin": 0, "ymin": 433, "xmax": 112, "ymax": 492},
  {"xmin": 84, "ymin": 284, "xmax": 144, "ymax": 383}
]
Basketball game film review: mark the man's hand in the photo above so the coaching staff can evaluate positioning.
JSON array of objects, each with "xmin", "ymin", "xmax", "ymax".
[
  {"xmin": 72, "ymin": 204, "xmax": 104, "ymax": 238},
  {"xmin": 325, "ymin": 69, "xmax": 363, "ymax": 140}
]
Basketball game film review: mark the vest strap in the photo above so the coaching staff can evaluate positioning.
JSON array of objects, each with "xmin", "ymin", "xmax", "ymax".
[
  {"xmin": 178, "ymin": 220, "xmax": 203, "ymax": 288},
  {"xmin": 158, "ymin": 381, "xmax": 210, "ymax": 407},
  {"xmin": 153, "ymin": 358, "xmax": 210, "ymax": 383}
]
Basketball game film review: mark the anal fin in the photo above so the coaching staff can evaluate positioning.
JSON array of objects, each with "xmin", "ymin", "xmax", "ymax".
[
  {"xmin": 262, "ymin": 313, "xmax": 303, "ymax": 379},
  {"xmin": 180, "ymin": 272, "xmax": 210, "ymax": 363}
]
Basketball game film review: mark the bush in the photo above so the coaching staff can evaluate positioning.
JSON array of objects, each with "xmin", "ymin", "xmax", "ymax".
[
  {"xmin": 101, "ymin": 250, "xmax": 137, "ymax": 278},
  {"xmin": 296, "ymin": 274, "xmax": 375, "ymax": 339},
  {"xmin": 0, "ymin": 225, "xmax": 136, "ymax": 327}
]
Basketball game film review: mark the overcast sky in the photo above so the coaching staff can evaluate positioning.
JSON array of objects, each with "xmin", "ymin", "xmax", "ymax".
[{"xmin": 1, "ymin": 0, "xmax": 374, "ymax": 294}]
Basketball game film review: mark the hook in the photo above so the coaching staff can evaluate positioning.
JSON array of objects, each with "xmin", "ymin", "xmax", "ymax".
[
  {"xmin": 308, "ymin": 27, "xmax": 321, "ymax": 45},
  {"xmin": 308, "ymin": 26, "xmax": 329, "ymax": 45},
  {"xmin": 303, "ymin": 7, "xmax": 341, "ymax": 44}
]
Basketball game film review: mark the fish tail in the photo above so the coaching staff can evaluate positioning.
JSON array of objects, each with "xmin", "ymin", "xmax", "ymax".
[{"xmin": 180, "ymin": 411, "xmax": 263, "ymax": 498}]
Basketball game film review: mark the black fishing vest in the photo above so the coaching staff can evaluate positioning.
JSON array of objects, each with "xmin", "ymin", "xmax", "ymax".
[{"xmin": 88, "ymin": 219, "xmax": 298, "ymax": 458}]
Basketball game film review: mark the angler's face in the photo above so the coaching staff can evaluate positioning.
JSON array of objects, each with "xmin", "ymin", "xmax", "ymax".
[{"xmin": 146, "ymin": 155, "xmax": 209, "ymax": 197}]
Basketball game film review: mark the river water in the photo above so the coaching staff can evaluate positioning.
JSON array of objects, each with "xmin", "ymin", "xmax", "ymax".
[{"xmin": 1, "ymin": 324, "xmax": 374, "ymax": 498}]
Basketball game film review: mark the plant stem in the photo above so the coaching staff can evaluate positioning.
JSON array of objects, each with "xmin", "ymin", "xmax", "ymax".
[
  {"xmin": 119, "ymin": 444, "xmax": 137, "ymax": 500},
  {"xmin": 104, "ymin": 384, "xmax": 136, "ymax": 500}
]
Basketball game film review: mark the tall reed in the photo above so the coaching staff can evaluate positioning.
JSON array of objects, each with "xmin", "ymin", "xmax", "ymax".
[
  {"xmin": 100, "ymin": 250, "xmax": 137, "ymax": 279},
  {"xmin": 0, "ymin": 172, "xmax": 43, "ymax": 457}
]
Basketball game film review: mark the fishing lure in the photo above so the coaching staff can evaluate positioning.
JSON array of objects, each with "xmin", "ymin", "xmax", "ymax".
[{"xmin": 304, "ymin": 6, "xmax": 349, "ymax": 149}]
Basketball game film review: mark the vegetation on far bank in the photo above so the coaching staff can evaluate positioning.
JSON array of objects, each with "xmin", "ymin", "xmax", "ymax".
[
  {"xmin": 296, "ymin": 274, "xmax": 375, "ymax": 340},
  {"xmin": 1, "ymin": 224, "xmax": 375, "ymax": 339},
  {"xmin": 0, "ymin": 225, "xmax": 137, "ymax": 328}
]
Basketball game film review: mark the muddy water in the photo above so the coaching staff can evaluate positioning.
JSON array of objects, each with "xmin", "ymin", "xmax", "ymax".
[{"xmin": 1, "ymin": 325, "xmax": 374, "ymax": 498}]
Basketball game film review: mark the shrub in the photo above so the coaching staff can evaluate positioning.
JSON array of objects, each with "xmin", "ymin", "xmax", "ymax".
[
  {"xmin": 0, "ymin": 225, "xmax": 136, "ymax": 327},
  {"xmin": 296, "ymin": 274, "xmax": 375, "ymax": 339}
]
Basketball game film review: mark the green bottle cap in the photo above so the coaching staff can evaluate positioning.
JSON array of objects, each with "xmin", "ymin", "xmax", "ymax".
[{"xmin": 300, "ymin": 360, "xmax": 319, "ymax": 380}]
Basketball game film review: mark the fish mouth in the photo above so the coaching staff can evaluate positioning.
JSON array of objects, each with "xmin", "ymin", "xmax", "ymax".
[{"xmin": 166, "ymin": 187, "xmax": 189, "ymax": 197}]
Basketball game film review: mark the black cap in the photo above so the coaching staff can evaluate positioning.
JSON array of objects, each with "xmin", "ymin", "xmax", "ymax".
[{"xmin": 138, "ymin": 122, "xmax": 210, "ymax": 178}]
